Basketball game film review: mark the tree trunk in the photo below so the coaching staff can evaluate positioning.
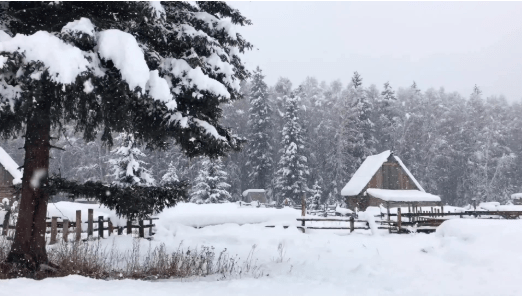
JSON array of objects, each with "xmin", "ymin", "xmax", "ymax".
[{"xmin": 6, "ymin": 99, "xmax": 51, "ymax": 269}]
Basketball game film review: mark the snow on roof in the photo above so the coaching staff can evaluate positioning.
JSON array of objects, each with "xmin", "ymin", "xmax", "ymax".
[
  {"xmin": 341, "ymin": 150, "xmax": 425, "ymax": 196},
  {"xmin": 0, "ymin": 147, "xmax": 22, "ymax": 185},
  {"xmin": 242, "ymin": 189, "xmax": 266, "ymax": 197},
  {"xmin": 341, "ymin": 150, "xmax": 391, "ymax": 196},
  {"xmin": 511, "ymin": 193, "xmax": 522, "ymax": 199},
  {"xmin": 366, "ymin": 189, "xmax": 441, "ymax": 202}
]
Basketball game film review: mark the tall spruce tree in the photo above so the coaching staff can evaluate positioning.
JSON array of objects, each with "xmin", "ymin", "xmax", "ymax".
[
  {"xmin": 344, "ymin": 72, "xmax": 377, "ymax": 175},
  {"xmin": 0, "ymin": 2, "xmax": 251, "ymax": 268},
  {"xmin": 190, "ymin": 157, "xmax": 231, "ymax": 203},
  {"xmin": 246, "ymin": 66, "xmax": 273, "ymax": 190},
  {"xmin": 275, "ymin": 91, "xmax": 309, "ymax": 205}
]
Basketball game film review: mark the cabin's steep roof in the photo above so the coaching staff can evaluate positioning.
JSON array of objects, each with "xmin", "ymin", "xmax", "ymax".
[
  {"xmin": 341, "ymin": 150, "xmax": 391, "ymax": 196},
  {"xmin": 340, "ymin": 150, "xmax": 425, "ymax": 196},
  {"xmin": 0, "ymin": 147, "xmax": 22, "ymax": 185}
]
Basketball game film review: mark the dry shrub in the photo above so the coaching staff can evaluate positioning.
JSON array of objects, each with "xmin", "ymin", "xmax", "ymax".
[{"xmin": 0, "ymin": 237, "xmax": 264, "ymax": 280}]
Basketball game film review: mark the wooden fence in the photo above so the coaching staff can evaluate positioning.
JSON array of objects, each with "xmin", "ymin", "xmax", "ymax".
[{"xmin": 1, "ymin": 208, "xmax": 158, "ymax": 244}]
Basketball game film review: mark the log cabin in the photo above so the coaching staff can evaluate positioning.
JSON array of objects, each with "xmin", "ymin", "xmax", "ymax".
[
  {"xmin": 341, "ymin": 150, "xmax": 441, "ymax": 212},
  {"xmin": 0, "ymin": 147, "xmax": 22, "ymax": 206}
]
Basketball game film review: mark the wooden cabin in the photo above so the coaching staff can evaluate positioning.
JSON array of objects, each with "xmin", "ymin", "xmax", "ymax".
[
  {"xmin": 242, "ymin": 189, "xmax": 268, "ymax": 204},
  {"xmin": 341, "ymin": 150, "xmax": 441, "ymax": 211},
  {"xmin": 0, "ymin": 147, "xmax": 22, "ymax": 206},
  {"xmin": 511, "ymin": 193, "xmax": 522, "ymax": 205}
]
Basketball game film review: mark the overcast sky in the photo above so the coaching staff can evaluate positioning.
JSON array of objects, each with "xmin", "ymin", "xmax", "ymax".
[{"xmin": 229, "ymin": 2, "xmax": 522, "ymax": 102}]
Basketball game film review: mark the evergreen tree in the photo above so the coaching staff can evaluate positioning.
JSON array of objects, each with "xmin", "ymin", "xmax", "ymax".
[
  {"xmin": 190, "ymin": 157, "xmax": 232, "ymax": 204},
  {"xmin": 160, "ymin": 161, "xmax": 180, "ymax": 185},
  {"xmin": 246, "ymin": 66, "xmax": 273, "ymax": 190},
  {"xmin": 108, "ymin": 134, "xmax": 155, "ymax": 187},
  {"xmin": 375, "ymin": 81, "xmax": 400, "ymax": 150},
  {"xmin": 344, "ymin": 72, "xmax": 377, "ymax": 176},
  {"xmin": 308, "ymin": 180, "xmax": 323, "ymax": 210},
  {"xmin": 275, "ymin": 91, "xmax": 309, "ymax": 205},
  {"xmin": 0, "ymin": 2, "xmax": 251, "ymax": 267}
]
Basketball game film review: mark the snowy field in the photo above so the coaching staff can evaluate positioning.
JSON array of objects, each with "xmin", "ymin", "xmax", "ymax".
[{"xmin": 3, "ymin": 202, "xmax": 522, "ymax": 295}]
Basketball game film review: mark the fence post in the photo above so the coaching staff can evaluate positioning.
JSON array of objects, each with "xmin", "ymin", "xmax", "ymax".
[
  {"xmin": 63, "ymin": 219, "xmax": 69, "ymax": 243},
  {"xmin": 118, "ymin": 226, "xmax": 123, "ymax": 235},
  {"xmin": 87, "ymin": 209, "xmax": 93, "ymax": 237},
  {"xmin": 108, "ymin": 218, "xmax": 113, "ymax": 236},
  {"xmin": 2, "ymin": 209, "xmax": 11, "ymax": 236},
  {"xmin": 76, "ymin": 210, "xmax": 82, "ymax": 242},
  {"xmin": 301, "ymin": 192, "xmax": 306, "ymax": 217},
  {"xmin": 98, "ymin": 215, "xmax": 104, "ymax": 238},
  {"xmin": 350, "ymin": 216, "xmax": 354, "ymax": 233},
  {"xmin": 397, "ymin": 208, "xmax": 402, "ymax": 232},
  {"xmin": 139, "ymin": 220, "xmax": 144, "ymax": 238},
  {"xmin": 149, "ymin": 219, "xmax": 153, "ymax": 236},
  {"xmin": 50, "ymin": 216, "xmax": 58, "ymax": 244},
  {"xmin": 126, "ymin": 220, "xmax": 132, "ymax": 235}
]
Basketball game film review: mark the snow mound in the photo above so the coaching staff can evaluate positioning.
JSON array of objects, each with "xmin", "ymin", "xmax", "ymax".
[
  {"xmin": 156, "ymin": 202, "xmax": 300, "ymax": 228},
  {"xmin": 437, "ymin": 219, "xmax": 522, "ymax": 242}
]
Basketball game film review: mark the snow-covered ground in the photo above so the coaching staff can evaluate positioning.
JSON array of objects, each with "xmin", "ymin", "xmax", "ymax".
[{"xmin": 3, "ymin": 202, "xmax": 522, "ymax": 295}]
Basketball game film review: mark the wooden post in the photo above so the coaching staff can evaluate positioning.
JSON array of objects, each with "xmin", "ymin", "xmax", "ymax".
[
  {"xmin": 108, "ymin": 218, "xmax": 113, "ymax": 236},
  {"xmin": 118, "ymin": 226, "xmax": 123, "ymax": 235},
  {"xmin": 63, "ymin": 219, "xmax": 69, "ymax": 243},
  {"xmin": 301, "ymin": 192, "xmax": 306, "ymax": 217},
  {"xmin": 127, "ymin": 220, "xmax": 132, "ymax": 235},
  {"xmin": 139, "ymin": 220, "xmax": 144, "ymax": 238},
  {"xmin": 50, "ymin": 216, "xmax": 58, "ymax": 244},
  {"xmin": 98, "ymin": 216, "xmax": 104, "ymax": 238},
  {"xmin": 441, "ymin": 205, "xmax": 444, "ymax": 216},
  {"xmin": 149, "ymin": 219, "xmax": 153, "ymax": 236},
  {"xmin": 431, "ymin": 207, "xmax": 434, "ymax": 217},
  {"xmin": 76, "ymin": 210, "xmax": 82, "ymax": 242},
  {"xmin": 408, "ymin": 203, "xmax": 411, "ymax": 223},
  {"xmin": 87, "ymin": 209, "xmax": 93, "ymax": 237},
  {"xmin": 397, "ymin": 208, "xmax": 402, "ymax": 232},
  {"xmin": 387, "ymin": 202, "xmax": 391, "ymax": 233},
  {"xmin": 2, "ymin": 209, "xmax": 11, "ymax": 236},
  {"xmin": 350, "ymin": 216, "xmax": 354, "ymax": 233}
]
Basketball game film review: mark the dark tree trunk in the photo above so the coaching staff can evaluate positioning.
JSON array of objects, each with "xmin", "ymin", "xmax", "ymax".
[{"xmin": 6, "ymin": 99, "xmax": 51, "ymax": 269}]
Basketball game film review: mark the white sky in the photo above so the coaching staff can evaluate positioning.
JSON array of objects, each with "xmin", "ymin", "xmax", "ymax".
[{"xmin": 230, "ymin": 1, "xmax": 522, "ymax": 102}]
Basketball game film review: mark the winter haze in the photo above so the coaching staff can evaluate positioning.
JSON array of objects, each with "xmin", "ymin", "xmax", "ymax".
[{"xmin": 231, "ymin": 1, "xmax": 522, "ymax": 102}]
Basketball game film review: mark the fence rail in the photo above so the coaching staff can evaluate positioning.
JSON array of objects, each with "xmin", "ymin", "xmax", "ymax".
[{"xmin": 1, "ymin": 208, "xmax": 159, "ymax": 244}]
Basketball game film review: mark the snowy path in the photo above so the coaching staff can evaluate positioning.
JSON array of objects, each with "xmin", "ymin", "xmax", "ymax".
[{"xmin": 3, "ymin": 219, "xmax": 522, "ymax": 295}]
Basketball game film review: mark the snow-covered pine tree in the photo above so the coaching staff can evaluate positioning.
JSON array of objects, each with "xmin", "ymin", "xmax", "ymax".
[
  {"xmin": 160, "ymin": 161, "xmax": 180, "ymax": 186},
  {"xmin": 190, "ymin": 157, "xmax": 232, "ymax": 203},
  {"xmin": 375, "ymin": 81, "xmax": 400, "ymax": 151},
  {"xmin": 343, "ymin": 72, "xmax": 377, "ymax": 176},
  {"xmin": 246, "ymin": 66, "xmax": 273, "ymax": 190},
  {"xmin": 0, "ymin": 2, "xmax": 252, "ymax": 268},
  {"xmin": 308, "ymin": 180, "xmax": 323, "ymax": 210},
  {"xmin": 275, "ymin": 91, "xmax": 309, "ymax": 205},
  {"xmin": 108, "ymin": 134, "xmax": 155, "ymax": 187}
]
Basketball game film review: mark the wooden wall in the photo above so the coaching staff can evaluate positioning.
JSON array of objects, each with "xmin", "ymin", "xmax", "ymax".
[{"xmin": 0, "ymin": 165, "xmax": 19, "ymax": 205}]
